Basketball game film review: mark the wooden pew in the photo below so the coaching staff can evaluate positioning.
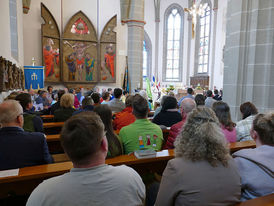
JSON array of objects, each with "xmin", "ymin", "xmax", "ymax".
[
  {"xmin": 43, "ymin": 122, "xmax": 64, "ymax": 135},
  {"xmin": 235, "ymin": 194, "xmax": 274, "ymax": 206},
  {"xmin": 40, "ymin": 115, "xmax": 54, "ymax": 122},
  {"xmin": 230, "ymin": 140, "xmax": 256, "ymax": 153},
  {"xmin": 0, "ymin": 150, "xmax": 174, "ymax": 199},
  {"xmin": 46, "ymin": 134, "xmax": 63, "ymax": 154}
]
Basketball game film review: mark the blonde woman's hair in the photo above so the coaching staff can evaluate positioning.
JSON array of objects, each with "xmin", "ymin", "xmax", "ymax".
[
  {"xmin": 60, "ymin": 93, "xmax": 74, "ymax": 108},
  {"xmin": 175, "ymin": 107, "xmax": 229, "ymax": 167}
]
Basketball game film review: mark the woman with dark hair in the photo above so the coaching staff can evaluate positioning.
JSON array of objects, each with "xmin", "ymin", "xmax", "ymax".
[
  {"xmin": 94, "ymin": 105, "xmax": 123, "ymax": 158},
  {"xmin": 236, "ymin": 102, "xmax": 258, "ymax": 141},
  {"xmin": 194, "ymin": 94, "xmax": 205, "ymax": 107},
  {"xmin": 152, "ymin": 96, "xmax": 182, "ymax": 127},
  {"xmin": 233, "ymin": 112, "xmax": 274, "ymax": 201},
  {"xmin": 212, "ymin": 101, "xmax": 237, "ymax": 143},
  {"xmin": 155, "ymin": 107, "xmax": 241, "ymax": 205}
]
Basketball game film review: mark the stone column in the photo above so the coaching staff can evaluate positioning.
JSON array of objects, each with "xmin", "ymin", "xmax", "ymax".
[
  {"xmin": 154, "ymin": 0, "xmax": 161, "ymax": 81},
  {"xmin": 223, "ymin": 0, "xmax": 274, "ymax": 120},
  {"xmin": 121, "ymin": 0, "xmax": 145, "ymax": 93}
]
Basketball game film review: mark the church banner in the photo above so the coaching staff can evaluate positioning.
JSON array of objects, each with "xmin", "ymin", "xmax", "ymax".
[{"xmin": 24, "ymin": 66, "xmax": 44, "ymax": 89}]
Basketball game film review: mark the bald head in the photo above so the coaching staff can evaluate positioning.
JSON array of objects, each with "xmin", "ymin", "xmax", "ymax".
[
  {"xmin": 181, "ymin": 98, "xmax": 196, "ymax": 114},
  {"xmin": 0, "ymin": 100, "xmax": 24, "ymax": 127}
]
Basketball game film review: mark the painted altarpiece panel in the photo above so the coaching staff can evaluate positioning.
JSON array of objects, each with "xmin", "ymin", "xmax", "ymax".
[
  {"xmin": 41, "ymin": 3, "xmax": 61, "ymax": 82},
  {"xmin": 62, "ymin": 11, "xmax": 98, "ymax": 83},
  {"xmin": 100, "ymin": 15, "xmax": 117, "ymax": 83}
]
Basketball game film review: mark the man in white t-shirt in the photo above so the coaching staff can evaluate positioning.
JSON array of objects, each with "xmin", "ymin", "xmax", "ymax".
[{"xmin": 27, "ymin": 112, "xmax": 145, "ymax": 206}]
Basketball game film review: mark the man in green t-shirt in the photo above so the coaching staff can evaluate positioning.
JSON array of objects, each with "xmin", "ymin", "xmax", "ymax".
[{"xmin": 119, "ymin": 94, "xmax": 163, "ymax": 154}]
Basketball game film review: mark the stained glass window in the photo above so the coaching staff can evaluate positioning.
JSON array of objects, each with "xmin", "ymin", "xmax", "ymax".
[
  {"xmin": 164, "ymin": 6, "xmax": 183, "ymax": 82},
  {"xmin": 198, "ymin": 3, "xmax": 211, "ymax": 74}
]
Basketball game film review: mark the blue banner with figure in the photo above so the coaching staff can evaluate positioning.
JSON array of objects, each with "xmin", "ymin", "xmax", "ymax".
[{"xmin": 24, "ymin": 66, "xmax": 44, "ymax": 90}]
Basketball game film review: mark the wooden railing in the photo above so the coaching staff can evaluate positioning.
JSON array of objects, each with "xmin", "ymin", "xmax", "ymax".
[{"xmin": 0, "ymin": 150, "xmax": 173, "ymax": 198}]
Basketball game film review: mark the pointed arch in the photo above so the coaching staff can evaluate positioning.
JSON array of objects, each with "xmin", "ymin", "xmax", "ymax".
[
  {"xmin": 62, "ymin": 11, "xmax": 98, "ymax": 83},
  {"xmin": 163, "ymin": 4, "xmax": 184, "ymax": 82},
  {"xmin": 41, "ymin": 3, "xmax": 61, "ymax": 82}
]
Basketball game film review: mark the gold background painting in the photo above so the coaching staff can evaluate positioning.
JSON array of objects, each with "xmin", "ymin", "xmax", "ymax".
[{"xmin": 62, "ymin": 40, "xmax": 98, "ymax": 83}]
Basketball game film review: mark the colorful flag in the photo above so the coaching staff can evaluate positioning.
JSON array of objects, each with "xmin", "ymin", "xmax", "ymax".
[
  {"xmin": 122, "ymin": 57, "xmax": 129, "ymax": 92},
  {"xmin": 24, "ymin": 66, "xmax": 44, "ymax": 89},
  {"xmin": 146, "ymin": 77, "xmax": 152, "ymax": 99}
]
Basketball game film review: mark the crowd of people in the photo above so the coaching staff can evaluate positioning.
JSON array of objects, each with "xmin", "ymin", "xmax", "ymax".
[{"xmin": 0, "ymin": 85, "xmax": 273, "ymax": 205}]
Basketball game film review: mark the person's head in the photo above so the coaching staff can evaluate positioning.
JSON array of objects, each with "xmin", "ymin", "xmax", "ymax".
[
  {"xmin": 107, "ymin": 88, "xmax": 112, "ymax": 94},
  {"xmin": 181, "ymin": 98, "xmax": 196, "ymax": 116},
  {"xmin": 125, "ymin": 95, "xmax": 134, "ymax": 107},
  {"xmin": 160, "ymin": 96, "xmax": 168, "ymax": 106},
  {"xmin": 214, "ymin": 89, "xmax": 219, "ymax": 95},
  {"xmin": 39, "ymin": 90, "xmax": 47, "ymax": 98},
  {"xmin": 132, "ymin": 94, "xmax": 149, "ymax": 119},
  {"xmin": 102, "ymin": 92, "xmax": 110, "ymax": 101},
  {"xmin": 15, "ymin": 93, "xmax": 33, "ymax": 110},
  {"xmin": 0, "ymin": 100, "xmax": 24, "ymax": 128},
  {"xmin": 123, "ymin": 90, "xmax": 129, "ymax": 97},
  {"xmin": 57, "ymin": 90, "xmax": 65, "ymax": 102},
  {"xmin": 60, "ymin": 112, "xmax": 107, "ymax": 167},
  {"xmin": 251, "ymin": 112, "xmax": 274, "ymax": 146},
  {"xmin": 113, "ymin": 88, "xmax": 122, "ymax": 99},
  {"xmin": 91, "ymin": 92, "xmax": 100, "ymax": 104},
  {"xmin": 161, "ymin": 96, "xmax": 177, "ymax": 111},
  {"xmin": 60, "ymin": 93, "xmax": 74, "ymax": 108},
  {"xmin": 139, "ymin": 90, "xmax": 148, "ymax": 100},
  {"xmin": 175, "ymin": 107, "xmax": 229, "ymax": 167},
  {"xmin": 47, "ymin": 86, "xmax": 53, "ymax": 93},
  {"xmin": 187, "ymin": 88, "xmax": 194, "ymax": 95},
  {"xmin": 195, "ymin": 94, "xmax": 205, "ymax": 106},
  {"xmin": 206, "ymin": 90, "xmax": 213, "ymax": 97},
  {"xmin": 82, "ymin": 96, "xmax": 94, "ymax": 109},
  {"xmin": 4, "ymin": 92, "xmax": 20, "ymax": 100},
  {"xmin": 93, "ymin": 105, "xmax": 123, "ymax": 156},
  {"xmin": 240, "ymin": 102, "xmax": 258, "ymax": 119},
  {"xmin": 69, "ymin": 88, "xmax": 75, "ymax": 95},
  {"xmin": 212, "ymin": 101, "xmax": 235, "ymax": 131},
  {"xmin": 28, "ymin": 89, "xmax": 35, "ymax": 96}
]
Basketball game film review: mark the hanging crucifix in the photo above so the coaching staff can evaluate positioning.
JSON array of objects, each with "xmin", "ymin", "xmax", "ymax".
[{"xmin": 184, "ymin": 0, "xmax": 208, "ymax": 39}]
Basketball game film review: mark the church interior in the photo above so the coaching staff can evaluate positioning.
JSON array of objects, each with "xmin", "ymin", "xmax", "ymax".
[{"xmin": 0, "ymin": 0, "xmax": 273, "ymax": 205}]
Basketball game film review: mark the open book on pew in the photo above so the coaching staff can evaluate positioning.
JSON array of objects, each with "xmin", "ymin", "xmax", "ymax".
[{"xmin": 134, "ymin": 149, "xmax": 157, "ymax": 159}]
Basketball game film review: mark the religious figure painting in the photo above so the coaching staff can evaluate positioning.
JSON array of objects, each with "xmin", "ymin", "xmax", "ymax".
[
  {"xmin": 101, "ymin": 43, "xmax": 116, "ymax": 82},
  {"xmin": 42, "ymin": 37, "xmax": 60, "ymax": 81},
  {"xmin": 41, "ymin": 3, "xmax": 61, "ymax": 82},
  {"xmin": 63, "ymin": 40, "xmax": 97, "ymax": 82}
]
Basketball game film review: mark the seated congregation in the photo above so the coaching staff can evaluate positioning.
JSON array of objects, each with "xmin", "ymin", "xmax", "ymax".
[{"xmin": 0, "ymin": 87, "xmax": 273, "ymax": 206}]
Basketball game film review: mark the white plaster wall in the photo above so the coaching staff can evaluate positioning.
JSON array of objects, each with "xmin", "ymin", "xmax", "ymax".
[
  {"xmin": 23, "ymin": 0, "xmax": 127, "ymax": 89},
  {"xmin": 0, "ymin": 0, "xmax": 24, "ymax": 102}
]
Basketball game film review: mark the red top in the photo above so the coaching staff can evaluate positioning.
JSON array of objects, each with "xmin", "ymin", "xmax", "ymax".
[
  {"xmin": 113, "ymin": 107, "xmax": 135, "ymax": 133},
  {"xmin": 164, "ymin": 115, "xmax": 187, "ymax": 149}
]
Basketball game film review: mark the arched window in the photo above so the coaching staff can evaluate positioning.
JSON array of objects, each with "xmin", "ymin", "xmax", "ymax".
[
  {"xmin": 163, "ymin": 4, "xmax": 184, "ymax": 82},
  {"xmin": 197, "ymin": 1, "xmax": 211, "ymax": 74},
  {"xmin": 143, "ymin": 31, "xmax": 152, "ymax": 79},
  {"xmin": 9, "ymin": 0, "xmax": 18, "ymax": 60}
]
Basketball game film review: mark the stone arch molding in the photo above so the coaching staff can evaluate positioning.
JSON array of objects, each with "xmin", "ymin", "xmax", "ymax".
[{"xmin": 41, "ymin": 3, "xmax": 117, "ymax": 83}]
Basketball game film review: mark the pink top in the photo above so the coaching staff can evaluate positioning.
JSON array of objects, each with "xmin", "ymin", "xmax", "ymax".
[{"xmin": 221, "ymin": 125, "xmax": 237, "ymax": 143}]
